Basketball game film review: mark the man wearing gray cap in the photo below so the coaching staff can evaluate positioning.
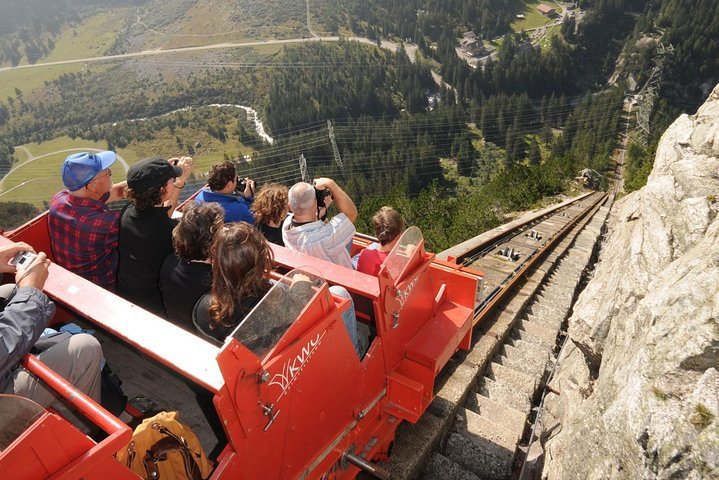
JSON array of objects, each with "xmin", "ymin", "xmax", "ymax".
[
  {"xmin": 116, "ymin": 156, "xmax": 192, "ymax": 316},
  {"xmin": 48, "ymin": 151, "xmax": 127, "ymax": 291}
]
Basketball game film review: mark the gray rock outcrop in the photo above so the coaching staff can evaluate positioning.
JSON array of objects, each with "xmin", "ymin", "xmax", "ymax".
[{"xmin": 539, "ymin": 84, "xmax": 719, "ymax": 479}]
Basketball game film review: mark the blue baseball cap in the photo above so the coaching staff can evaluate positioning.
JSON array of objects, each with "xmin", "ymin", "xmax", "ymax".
[{"xmin": 62, "ymin": 151, "xmax": 117, "ymax": 191}]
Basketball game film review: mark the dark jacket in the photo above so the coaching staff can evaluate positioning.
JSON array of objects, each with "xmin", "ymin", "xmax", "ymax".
[
  {"xmin": 117, "ymin": 205, "xmax": 177, "ymax": 316},
  {"xmin": 159, "ymin": 255, "xmax": 212, "ymax": 331}
]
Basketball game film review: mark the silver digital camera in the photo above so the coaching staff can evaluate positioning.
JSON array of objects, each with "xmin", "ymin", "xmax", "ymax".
[{"xmin": 10, "ymin": 251, "xmax": 37, "ymax": 269}]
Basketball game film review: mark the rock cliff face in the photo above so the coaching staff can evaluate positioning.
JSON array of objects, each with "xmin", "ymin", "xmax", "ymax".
[{"xmin": 540, "ymin": 85, "xmax": 719, "ymax": 479}]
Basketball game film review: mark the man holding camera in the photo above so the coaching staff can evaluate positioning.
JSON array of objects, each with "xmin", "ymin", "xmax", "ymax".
[
  {"xmin": 282, "ymin": 178, "xmax": 357, "ymax": 268},
  {"xmin": 0, "ymin": 241, "xmax": 103, "ymax": 434},
  {"xmin": 195, "ymin": 161, "xmax": 255, "ymax": 224}
]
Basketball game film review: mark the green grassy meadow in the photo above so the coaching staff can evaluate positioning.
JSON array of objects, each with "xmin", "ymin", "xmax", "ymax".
[
  {"xmin": 537, "ymin": 25, "xmax": 563, "ymax": 51},
  {"xmin": 1, "ymin": 122, "xmax": 257, "ymax": 208},
  {"xmin": 43, "ymin": 10, "xmax": 129, "ymax": 63},
  {"xmin": 16, "ymin": 136, "xmax": 111, "ymax": 158},
  {"xmin": 116, "ymin": 123, "xmax": 253, "ymax": 176},
  {"xmin": 0, "ymin": 10, "xmax": 125, "ymax": 100},
  {"xmin": 511, "ymin": 1, "xmax": 562, "ymax": 32},
  {"xmin": 0, "ymin": 137, "xmax": 116, "ymax": 207},
  {"xmin": 134, "ymin": 0, "xmax": 308, "ymax": 50},
  {"xmin": 0, "ymin": 63, "xmax": 90, "ymax": 101}
]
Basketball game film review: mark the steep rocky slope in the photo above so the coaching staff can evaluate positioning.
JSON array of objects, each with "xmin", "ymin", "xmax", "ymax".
[{"xmin": 539, "ymin": 84, "xmax": 719, "ymax": 479}]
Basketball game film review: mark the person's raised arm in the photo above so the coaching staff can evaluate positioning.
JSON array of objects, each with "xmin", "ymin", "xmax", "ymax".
[
  {"xmin": 314, "ymin": 178, "xmax": 357, "ymax": 223},
  {"xmin": 107, "ymin": 181, "xmax": 128, "ymax": 203},
  {"xmin": 0, "ymin": 252, "xmax": 53, "ymax": 376},
  {"xmin": 164, "ymin": 156, "xmax": 193, "ymax": 216}
]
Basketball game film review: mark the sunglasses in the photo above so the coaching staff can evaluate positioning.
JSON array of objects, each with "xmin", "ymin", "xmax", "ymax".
[{"xmin": 95, "ymin": 168, "xmax": 113, "ymax": 179}]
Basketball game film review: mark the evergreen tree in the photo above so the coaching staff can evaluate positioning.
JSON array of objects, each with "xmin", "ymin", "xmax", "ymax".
[
  {"xmin": 456, "ymin": 137, "xmax": 474, "ymax": 176},
  {"xmin": 528, "ymin": 138, "xmax": 542, "ymax": 165}
]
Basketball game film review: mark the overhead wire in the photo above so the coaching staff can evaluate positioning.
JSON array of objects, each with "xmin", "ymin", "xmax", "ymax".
[
  {"xmin": 1, "ymin": 100, "xmax": 624, "ymax": 157},
  {"xmin": 4, "ymin": 107, "xmax": 610, "ymax": 188},
  {"xmin": 0, "ymin": 105, "xmax": 627, "ymax": 184},
  {"xmin": 0, "ymin": 54, "xmax": 627, "ymax": 203},
  {"xmin": 0, "ymin": 131, "xmax": 625, "ymax": 203},
  {"xmin": 0, "ymin": 102, "xmax": 618, "ymax": 177},
  {"xmin": 0, "ymin": 3, "xmax": 684, "ymax": 210}
]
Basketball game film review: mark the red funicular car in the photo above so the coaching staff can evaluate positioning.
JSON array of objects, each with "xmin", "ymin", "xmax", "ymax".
[{"xmin": 0, "ymin": 212, "xmax": 481, "ymax": 479}]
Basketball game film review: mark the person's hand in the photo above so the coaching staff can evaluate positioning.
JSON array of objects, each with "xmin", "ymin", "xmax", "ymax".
[
  {"xmin": 108, "ymin": 181, "xmax": 128, "ymax": 202},
  {"xmin": 243, "ymin": 178, "xmax": 255, "ymax": 198},
  {"xmin": 314, "ymin": 177, "xmax": 357, "ymax": 222},
  {"xmin": 0, "ymin": 242, "xmax": 35, "ymax": 273},
  {"xmin": 15, "ymin": 252, "xmax": 50, "ymax": 290},
  {"xmin": 313, "ymin": 178, "xmax": 334, "ymax": 211},
  {"xmin": 175, "ymin": 156, "xmax": 193, "ymax": 180},
  {"xmin": 313, "ymin": 177, "xmax": 335, "ymax": 193}
]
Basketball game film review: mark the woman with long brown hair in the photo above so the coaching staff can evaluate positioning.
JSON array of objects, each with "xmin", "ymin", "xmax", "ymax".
[
  {"xmin": 192, "ymin": 222, "xmax": 275, "ymax": 344},
  {"xmin": 193, "ymin": 223, "xmax": 366, "ymax": 356}
]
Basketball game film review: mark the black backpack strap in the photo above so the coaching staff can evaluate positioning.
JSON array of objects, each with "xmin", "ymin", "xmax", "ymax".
[{"xmin": 142, "ymin": 422, "xmax": 202, "ymax": 480}]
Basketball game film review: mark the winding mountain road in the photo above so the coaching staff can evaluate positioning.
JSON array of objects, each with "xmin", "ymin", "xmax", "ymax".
[{"xmin": 0, "ymin": 36, "xmax": 421, "ymax": 72}]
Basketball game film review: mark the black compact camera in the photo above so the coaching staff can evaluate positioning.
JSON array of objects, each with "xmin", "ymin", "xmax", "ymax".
[
  {"xmin": 315, "ymin": 187, "xmax": 332, "ymax": 206},
  {"xmin": 235, "ymin": 176, "xmax": 246, "ymax": 193},
  {"xmin": 11, "ymin": 251, "xmax": 37, "ymax": 269},
  {"xmin": 235, "ymin": 176, "xmax": 255, "ymax": 196},
  {"xmin": 315, "ymin": 188, "xmax": 332, "ymax": 221}
]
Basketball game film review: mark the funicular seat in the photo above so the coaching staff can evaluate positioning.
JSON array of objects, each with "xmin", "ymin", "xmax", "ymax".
[
  {"xmin": 0, "ymin": 366, "xmax": 132, "ymax": 478},
  {"xmin": 271, "ymin": 227, "xmax": 477, "ymax": 425},
  {"xmin": 0, "ymin": 227, "xmax": 224, "ymax": 477},
  {"xmin": 3, "ymin": 212, "xmax": 225, "ymax": 391},
  {"xmin": 2, "ymin": 220, "xmax": 377, "ymax": 479},
  {"xmin": 387, "ymin": 229, "xmax": 474, "ymax": 376},
  {"xmin": 0, "ymin": 394, "xmax": 94, "ymax": 478},
  {"xmin": 271, "ymin": 242, "xmax": 381, "ymax": 326},
  {"xmin": 209, "ymin": 268, "xmax": 384, "ymax": 479},
  {"xmin": 4, "ymin": 211, "xmax": 55, "ymax": 262}
]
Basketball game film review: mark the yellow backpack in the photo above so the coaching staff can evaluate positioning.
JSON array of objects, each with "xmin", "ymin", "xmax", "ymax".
[{"xmin": 115, "ymin": 411, "xmax": 214, "ymax": 479}]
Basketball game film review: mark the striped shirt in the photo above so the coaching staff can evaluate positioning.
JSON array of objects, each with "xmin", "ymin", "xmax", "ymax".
[{"xmin": 282, "ymin": 213, "xmax": 356, "ymax": 268}]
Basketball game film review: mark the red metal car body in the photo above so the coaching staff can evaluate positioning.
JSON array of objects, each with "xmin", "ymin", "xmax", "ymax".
[{"xmin": 0, "ymin": 212, "xmax": 481, "ymax": 479}]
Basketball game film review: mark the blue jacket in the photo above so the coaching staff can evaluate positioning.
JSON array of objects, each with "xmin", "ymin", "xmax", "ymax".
[{"xmin": 195, "ymin": 188, "xmax": 254, "ymax": 224}]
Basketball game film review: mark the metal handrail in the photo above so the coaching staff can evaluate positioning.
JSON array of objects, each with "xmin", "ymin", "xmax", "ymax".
[{"xmin": 20, "ymin": 355, "xmax": 132, "ymax": 479}]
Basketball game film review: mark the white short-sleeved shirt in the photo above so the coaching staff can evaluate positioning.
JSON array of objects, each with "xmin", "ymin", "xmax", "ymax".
[{"xmin": 281, "ymin": 213, "xmax": 356, "ymax": 268}]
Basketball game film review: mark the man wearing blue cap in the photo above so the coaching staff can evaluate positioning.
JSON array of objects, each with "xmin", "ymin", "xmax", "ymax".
[{"xmin": 48, "ymin": 151, "xmax": 127, "ymax": 291}]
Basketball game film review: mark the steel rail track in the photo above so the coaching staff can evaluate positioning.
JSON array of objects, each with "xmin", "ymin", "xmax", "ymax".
[
  {"xmin": 386, "ymin": 191, "xmax": 611, "ymax": 480},
  {"xmin": 469, "ymin": 191, "xmax": 607, "ymax": 325},
  {"xmin": 439, "ymin": 191, "xmax": 596, "ymax": 264}
]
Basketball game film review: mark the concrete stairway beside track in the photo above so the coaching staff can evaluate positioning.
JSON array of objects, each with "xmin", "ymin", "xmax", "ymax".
[{"xmin": 417, "ymin": 205, "xmax": 610, "ymax": 480}]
